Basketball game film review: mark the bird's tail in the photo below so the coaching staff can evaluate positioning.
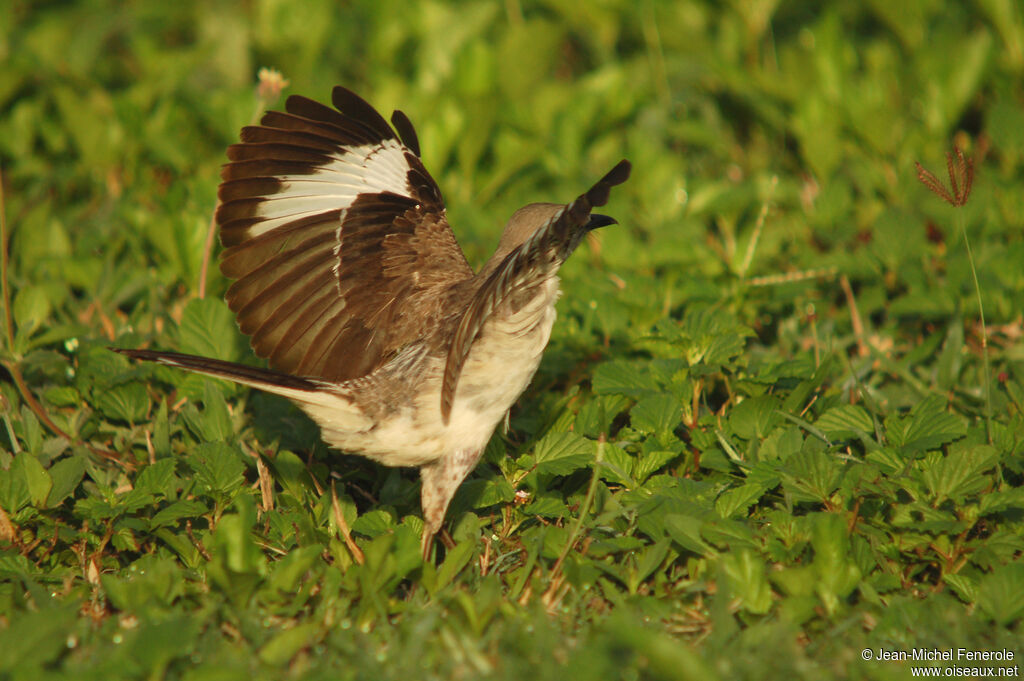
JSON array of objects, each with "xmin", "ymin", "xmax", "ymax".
[
  {"xmin": 114, "ymin": 347, "xmax": 373, "ymax": 435},
  {"xmin": 114, "ymin": 348, "xmax": 320, "ymax": 393}
]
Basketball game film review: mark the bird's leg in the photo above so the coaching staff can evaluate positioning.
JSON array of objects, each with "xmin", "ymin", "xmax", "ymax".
[{"xmin": 419, "ymin": 448, "xmax": 482, "ymax": 560}]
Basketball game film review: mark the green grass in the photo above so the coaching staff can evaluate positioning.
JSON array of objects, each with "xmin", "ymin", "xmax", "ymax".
[{"xmin": 2, "ymin": 1, "xmax": 1024, "ymax": 679}]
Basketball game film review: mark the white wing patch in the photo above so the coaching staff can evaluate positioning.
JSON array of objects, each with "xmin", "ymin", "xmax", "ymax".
[{"xmin": 244, "ymin": 138, "xmax": 413, "ymax": 240}]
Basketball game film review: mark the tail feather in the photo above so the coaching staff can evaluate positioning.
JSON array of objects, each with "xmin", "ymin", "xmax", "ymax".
[
  {"xmin": 113, "ymin": 348, "xmax": 321, "ymax": 394},
  {"xmin": 114, "ymin": 347, "xmax": 372, "ymax": 434}
]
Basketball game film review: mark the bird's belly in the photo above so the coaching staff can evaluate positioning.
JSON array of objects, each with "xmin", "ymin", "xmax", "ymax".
[
  {"xmin": 443, "ymin": 279, "xmax": 559, "ymax": 445},
  {"xmin": 311, "ymin": 280, "xmax": 559, "ymax": 468}
]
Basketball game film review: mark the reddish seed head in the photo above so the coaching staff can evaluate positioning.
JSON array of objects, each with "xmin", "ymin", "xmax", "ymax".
[{"xmin": 915, "ymin": 145, "xmax": 974, "ymax": 207}]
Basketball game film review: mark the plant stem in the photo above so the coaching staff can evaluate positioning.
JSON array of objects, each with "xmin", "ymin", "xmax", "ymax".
[
  {"xmin": 0, "ymin": 166, "xmax": 14, "ymax": 352},
  {"xmin": 958, "ymin": 212, "xmax": 991, "ymax": 443},
  {"xmin": 559, "ymin": 434, "xmax": 604, "ymax": 569}
]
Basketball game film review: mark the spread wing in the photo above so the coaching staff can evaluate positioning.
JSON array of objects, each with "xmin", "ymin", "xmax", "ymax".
[
  {"xmin": 440, "ymin": 160, "xmax": 632, "ymax": 422},
  {"xmin": 216, "ymin": 87, "xmax": 473, "ymax": 383}
]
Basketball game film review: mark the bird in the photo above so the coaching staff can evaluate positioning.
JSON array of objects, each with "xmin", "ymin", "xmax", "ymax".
[{"xmin": 117, "ymin": 86, "xmax": 631, "ymax": 559}]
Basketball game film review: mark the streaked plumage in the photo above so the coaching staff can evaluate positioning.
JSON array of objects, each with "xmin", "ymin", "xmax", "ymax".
[{"xmin": 118, "ymin": 86, "xmax": 631, "ymax": 558}]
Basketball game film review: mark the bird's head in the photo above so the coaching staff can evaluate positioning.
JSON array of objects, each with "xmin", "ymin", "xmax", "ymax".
[{"xmin": 481, "ymin": 202, "xmax": 617, "ymax": 275}]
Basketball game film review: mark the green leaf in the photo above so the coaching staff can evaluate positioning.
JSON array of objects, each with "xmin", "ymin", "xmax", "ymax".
[
  {"xmin": 656, "ymin": 307, "xmax": 752, "ymax": 369},
  {"xmin": 976, "ymin": 562, "xmax": 1024, "ymax": 626},
  {"xmin": 979, "ymin": 486, "xmax": 1024, "ymax": 516},
  {"xmin": 602, "ymin": 611, "xmax": 719, "ymax": 681},
  {"xmin": 433, "ymin": 539, "xmax": 475, "ymax": 592},
  {"xmin": 633, "ymin": 445, "xmax": 681, "ymax": 484},
  {"xmin": 94, "ymin": 381, "xmax": 149, "ymax": 424},
  {"xmin": 523, "ymin": 494, "xmax": 567, "ymax": 518},
  {"xmin": 815, "ymin": 405, "xmax": 874, "ymax": 439},
  {"xmin": 633, "ymin": 539, "xmax": 671, "ymax": 590},
  {"xmin": 150, "ymin": 499, "xmax": 208, "ymax": 529},
  {"xmin": 199, "ymin": 379, "xmax": 234, "ymax": 441},
  {"xmin": 701, "ymin": 519, "xmax": 758, "ymax": 551},
  {"xmin": 664, "ymin": 514, "xmax": 716, "ymax": 556},
  {"xmin": 467, "ymin": 476, "xmax": 515, "ymax": 508},
  {"xmin": 18, "ymin": 405, "xmax": 43, "ymax": 454},
  {"xmin": 715, "ymin": 482, "xmax": 768, "ymax": 519},
  {"xmin": 75, "ymin": 345, "xmax": 130, "ymax": 394},
  {"xmin": 351, "ymin": 509, "xmax": 396, "ymax": 537},
  {"xmin": 924, "ymin": 27, "xmax": 993, "ymax": 133},
  {"xmin": 268, "ymin": 450, "xmax": 314, "ymax": 501},
  {"xmin": 207, "ymin": 494, "xmax": 266, "ymax": 604},
  {"xmin": 886, "ymin": 395, "xmax": 967, "ymax": 453},
  {"xmin": 0, "ymin": 456, "xmax": 30, "ymax": 512},
  {"xmin": 633, "ymin": 480, "xmax": 717, "ymax": 540},
  {"xmin": 810, "ymin": 513, "xmax": 861, "ymax": 615},
  {"xmin": 922, "ymin": 444, "xmax": 999, "ymax": 504},
  {"xmin": 0, "ymin": 605, "xmax": 78, "ymax": 671},
  {"xmin": 943, "ymin": 573, "xmax": 978, "ymax": 604},
  {"xmin": 575, "ymin": 394, "xmax": 631, "ymax": 438},
  {"xmin": 12, "ymin": 284, "xmax": 51, "ymax": 335},
  {"xmin": 598, "ymin": 442, "xmax": 634, "ymax": 486},
  {"xmin": 127, "ymin": 616, "xmax": 200, "ymax": 676},
  {"xmin": 14, "ymin": 452, "xmax": 51, "ymax": 508},
  {"xmin": 721, "ymin": 549, "xmax": 773, "ymax": 614},
  {"xmin": 730, "ymin": 394, "xmax": 781, "ymax": 440},
  {"xmin": 759, "ymin": 426, "xmax": 803, "ymax": 461},
  {"xmin": 630, "ymin": 393, "xmax": 680, "ymax": 435},
  {"xmin": 153, "ymin": 398, "xmax": 171, "ymax": 458},
  {"xmin": 266, "ymin": 545, "xmax": 324, "ymax": 594},
  {"xmin": 100, "ymin": 555, "xmax": 184, "ymax": 614},
  {"xmin": 259, "ymin": 623, "xmax": 320, "ymax": 666},
  {"xmin": 592, "ymin": 360, "xmax": 659, "ymax": 397},
  {"xmin": 780, "ymin": 449, "xmax": 843, "ymax": 503},
  {"xmin": 153, "ymin": 528, "xmax": 202, "ymax": 569},
  {"xmin": 133, "ymin": 458, "xmax": 178, "ymax": 498},
  {"xmin": 188, "ymin": 442, "xmax": 246, "ymax": 500},
  {"xmin": 42, "ymin": 386, "xmax": 80, "ymax": 408},
  {"xmin": 179, "ymin": 384, "xmax": 235, "ymax": 441},
  {"xmin": 865, "ymin": 447, "xmax": 906, "ymax": 474},
  {"xmin": 779, "ymin": 356, "xmax": 835, "ymax": 415},
  {"xmin": 45, "ymin": 454, "xmax": 86, "ymax": 507},
  {"xmin": 770, "ymin": 565, "xmax": 815, "ymax": 599},
  {"xmin": 531, "ymin": 431, "xmax": 594, "ymax": 477},
  {"xmin": 177, "ymin": 297, "xmax": 240, "ymax": 361}
]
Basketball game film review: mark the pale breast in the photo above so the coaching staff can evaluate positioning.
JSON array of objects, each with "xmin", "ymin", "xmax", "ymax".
[
  {"xmin": 297, "ymin": 277, "xmax": 561, "ymax": 469},
  {"xmin": 442, "ymin": 276, "xmax": 560, "ymax": 445}
]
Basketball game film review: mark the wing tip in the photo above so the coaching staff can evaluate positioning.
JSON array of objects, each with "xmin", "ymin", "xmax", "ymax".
[
  {"xmin": 390, "ymin": 109, "xmax": 421, "ymax": 157},
  {"xmin": 604, "ymin": 159, "xmax": 632, "ymax": 187},
  {"xmin": 330, "ymin": 87, "xmax": 397, "ymax": 142},
  {"xmin": 584, "ymin": 159, "xmax": 632, "ymax": 209}
]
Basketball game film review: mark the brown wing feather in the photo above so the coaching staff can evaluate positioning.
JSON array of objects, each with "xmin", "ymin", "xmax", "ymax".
[
  {"xmin": 216, "ymin": 87, "xmax": 473, "ymax": 384},
  {"xmin": 440, "ymin": 160, "xmax": 632, "ymax": 421}
]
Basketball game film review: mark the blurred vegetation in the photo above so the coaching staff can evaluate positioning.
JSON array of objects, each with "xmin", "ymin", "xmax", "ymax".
[{"xmin": 1, "ymin": 0, "xmax": 1023, "ymax": 679}]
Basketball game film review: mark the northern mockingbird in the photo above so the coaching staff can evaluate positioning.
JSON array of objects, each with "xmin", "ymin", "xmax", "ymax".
[{"xmin": 118, "ymin": 86, "xmax": 631, "ymax": 558}]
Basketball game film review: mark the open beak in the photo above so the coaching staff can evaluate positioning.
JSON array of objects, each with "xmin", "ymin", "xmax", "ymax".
[{"xmin": 585, "ymin": 214, "xmax": 618, "ymax": 231}]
